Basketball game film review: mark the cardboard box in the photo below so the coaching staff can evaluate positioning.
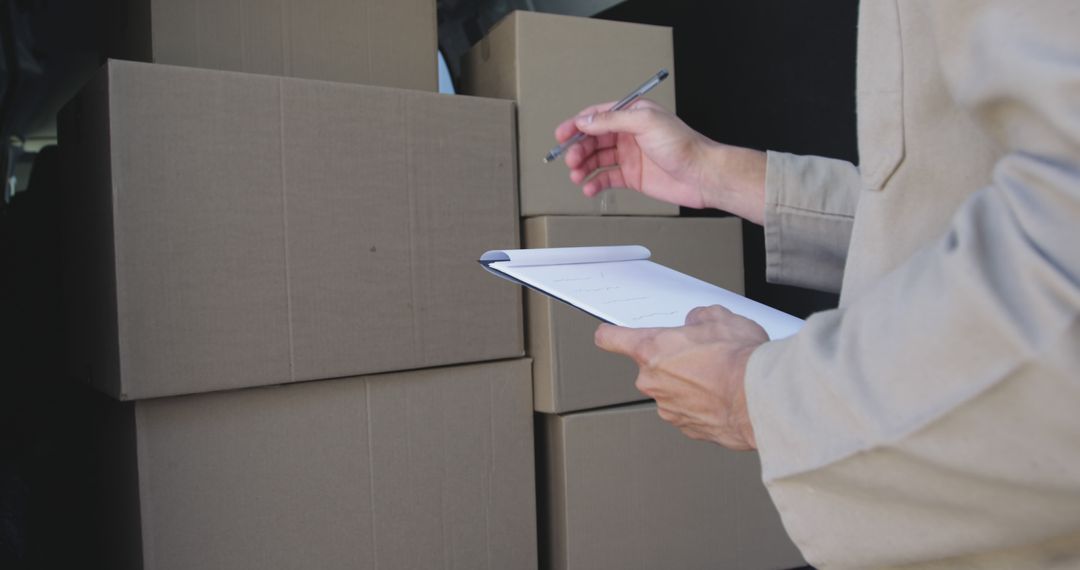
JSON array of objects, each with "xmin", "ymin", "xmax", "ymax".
[
  {"xmin": 99, "ymin": 359, "xmax": 537, "ymax": 570},
  {"xmin": 107, "ymin": 0, "xmax": 437, "ymax": 90},
  {"xmin": 461, "ymin": 11, "xmax": 679, "ymax": 217},
  {"xmin": 538, "ymin": 403, "xmax": 804, "ymax": 570},
  {"xmin": 59, "ymin": 60, "xmax": 522, "ymax": 400},
  {"xmin": 524, "ymin": 216, "xmax": 744, "ymax": 413}
]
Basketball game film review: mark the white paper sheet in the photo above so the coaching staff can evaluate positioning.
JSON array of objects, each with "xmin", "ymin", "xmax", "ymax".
[{"xmin": 481, "ymin": 246, "xmax": 803, "ymax": 340}]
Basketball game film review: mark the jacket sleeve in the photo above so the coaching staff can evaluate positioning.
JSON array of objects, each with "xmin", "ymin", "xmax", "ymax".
[
  {"xmin": 746, "ymin": 2, "xmax": 1080, "ymax": 568},
  {"xmin": 763, "ymin": 150, "xmax": 861, "ymax": 293}
]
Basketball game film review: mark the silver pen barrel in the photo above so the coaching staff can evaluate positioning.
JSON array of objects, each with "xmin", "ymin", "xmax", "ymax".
[{"xmin": 542, "ymin": 68, "xmax": 670, "ymax": 164}]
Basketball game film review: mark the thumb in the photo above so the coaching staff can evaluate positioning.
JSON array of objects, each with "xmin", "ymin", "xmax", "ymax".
[
  {"xmin": 595, "ymin": 323, "xmax": 659, "ymax": 364},
  {"xmin": 575, "ymin": 101, "xmax": 657, "ymax": 137}
]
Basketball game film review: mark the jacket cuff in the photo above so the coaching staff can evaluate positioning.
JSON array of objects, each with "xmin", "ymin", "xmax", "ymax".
[{"xmin": 764, "ymin": 151, "xmax": 860, "ymax": 293}]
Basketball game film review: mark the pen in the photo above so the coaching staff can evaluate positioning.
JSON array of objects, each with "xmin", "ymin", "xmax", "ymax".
[{"xmin": 542, "ymin": 68, "xmax": 670, "ymax": 164}]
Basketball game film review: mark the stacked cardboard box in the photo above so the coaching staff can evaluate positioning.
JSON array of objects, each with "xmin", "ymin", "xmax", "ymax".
[
  {"xmin": 106, "ymin": 0, "xmax": 437, "ymax": 90},
  {"xmin": 462, "ymin": 11, "xmax": 804, "ymax": 569},
  {"xmin": 462, "ymin": 11, "xmax": 677, "ymax": 217},
  {"xmin": 60, "ymin": 4, "xmax": 537, "ymax": 567},
  {"xmin": 61, "ymin": 60, "xmax": 523, "ymax": 401},
  {"xmin": 97, "ymin": 360, "xmax": 535, "ymax": 570},
  {"xmin": 539, "ymin": 404, "xmax": 805, "ymax": 570}
]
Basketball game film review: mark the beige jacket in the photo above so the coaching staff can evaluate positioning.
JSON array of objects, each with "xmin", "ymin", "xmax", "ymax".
[{"xmin": 745, "ymin": 1, "xmax": 1080, "ymax": 568}]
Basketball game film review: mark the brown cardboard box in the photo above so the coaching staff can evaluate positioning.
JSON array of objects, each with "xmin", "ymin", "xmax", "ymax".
[
  {"xmin": 461, "ymin": 11, "xmax": 679, "ymax": 217},
  {"xmin": 103, "ymin": 359, "xmax": 537, "ymax": 570},
  {"xmin": 107, "ymin": 0, "xmax": 437, "ymax": 90},
  {"xmin": 524, "ymin": 216, "xmax": 744, "ymax": 413},
  {"xmin": 539, "ymin": 403, "xmax": 804, "ymax": 570},
  {"xmin": 59, "ymin": 60, "xmax": 522, "ymax": 400}
]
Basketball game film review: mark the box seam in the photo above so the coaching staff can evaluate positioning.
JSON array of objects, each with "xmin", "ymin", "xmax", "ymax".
[
  {"xmin": 278, "ymin": 78, "xmax": 297, "ymax": 381},
  {"xmin": 404, "ymin": 93, "xmax": 423, "ymax": 359},
  {"xmin": 133, "ymin": 405, "xmax": 155, "ymax": 569},
  {"xmin": 364, "ymin": 381, "xmax": 379, "ymax": 567},
  {"xmin": 280, "ymin": 0, "xmax": 291, "ymax": 75}
]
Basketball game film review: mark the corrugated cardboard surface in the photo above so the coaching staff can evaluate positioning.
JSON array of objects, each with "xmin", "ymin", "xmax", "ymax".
[
  {"xmin": 539, "ymin": 403, "xmax": 804, "ymax": 570},
  {"xmin": 108, "ymin": 0, "xmax": 437, "ymax": 91},
  {"xmin": 59, "ymin": 60, "xmax": 522, "ymax": 400},
  {"xmin": 461, "ymin": 11, "xmax": 679, "ymax": 216},
  {"xmin": 524, "ymin": 216, "xmax": 744, "ymax": 413},
  {"xmin": 130, "ymin": 359, "xmax": 536, "ymax": 570}
]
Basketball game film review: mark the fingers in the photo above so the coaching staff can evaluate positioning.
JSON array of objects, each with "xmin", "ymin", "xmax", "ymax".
[
  {"xmin": 594, "ymin": 324, "xmax": 662, "ymax": 364},
  {"xmin": 554, "ymin": 99, "xmax": 661, "ymax": 145},
  {"xmin": 594, "ymin": 323, "xmax": 637, "ymax": 356},
  {"xmin": 567, "ymin": 135, "xmax": 625, "ymax": 198},
  {"xmin": 602, "ymin": 312, "xmax": 748, "ymax": 362},
  {"xmin": 563, "ymin": 134, "xmax": 596, "ymax": 168},
  {"xmin": 582, "ymin": 167, "xmax": 627, "ymax": 198},
  {"xmin": 565, "ymin": 131, "xmax": 621, "ymax": 173},
  {"xmin": 574, "ymin": 100, "xmax": 658, "ymax": 138},
  {"xmin": 684, "ymin": 305, "xmax": 733, "ymax": 326},
  {"xmin": 553, "ymin": 116, "xmax": 580, "ymax": 144},
  {"xmin": 634, "ymin": 368, "xmax": 665, "ymax": 399},
  {"xmin": 656, "ymin": 406, "xmax": 679, "ymax": 423},
  {"xmin": 656, "ymin": 407, "xmax": 710, "ymax": 441},
  {"xmin": 573, "ymin": 100, "xmax": 623, "ymax": 124},
  {"xmin": 553, "ymin": 100, "xmax": 621, "ymax": 144},
  {"xmin": 553, "ymin": 107, "xmax": 600, "ymax": 143},
  {"xmin": 568, "ymin": 146, "xmax": 618, "ymax": 184}
]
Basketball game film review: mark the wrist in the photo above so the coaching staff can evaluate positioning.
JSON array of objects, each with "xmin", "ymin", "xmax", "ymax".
[
  {"xmin": 700, "ymin": 143, "xmax": 767, "ymax": 225},
  {"xmin": 731, "ymin": 344, "xmax": 759, "ymax": 450}
]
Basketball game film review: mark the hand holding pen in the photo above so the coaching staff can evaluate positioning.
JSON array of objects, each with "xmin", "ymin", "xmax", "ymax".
[
  {"xmin": 551, "ymin": 68, "xmax": 767, "ymax": 218},
  {"xmin": 543, "ymin": 69, "xmax": 669, "ymax": 163}
]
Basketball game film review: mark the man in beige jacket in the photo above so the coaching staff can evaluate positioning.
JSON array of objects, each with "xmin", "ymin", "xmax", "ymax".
[{"xmin": 556, "ymin": 1, "xmax": 1080, "ymax": 567}]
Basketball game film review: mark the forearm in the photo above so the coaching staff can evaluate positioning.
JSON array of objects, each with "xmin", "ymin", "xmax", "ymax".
[
  {"xmin": 699, "ymin": 142, "xmax": 768, "ymax": 225},
  {"xmin": 695, "ymin": 143, "xmax": 862, "ymax": 295},
  {"xmin": 744, "ymin": 153, "xmax": 1080, "ymax": 567}
]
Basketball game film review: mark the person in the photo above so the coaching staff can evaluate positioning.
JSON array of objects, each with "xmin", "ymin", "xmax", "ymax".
[{"xmin": 554, "ymin": 2, "xmax": 1080, "ymax": 568}]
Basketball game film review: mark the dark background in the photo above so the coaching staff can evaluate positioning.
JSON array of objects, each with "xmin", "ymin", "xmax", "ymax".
[{"xmin": 0, "ymin": 1, "xmax": 857, "ymax": 567}]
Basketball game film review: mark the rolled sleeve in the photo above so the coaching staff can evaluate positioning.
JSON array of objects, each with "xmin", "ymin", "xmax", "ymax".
[{"xmin": 763, "ymin": 151, "xmax": 861, "ymax": 293}]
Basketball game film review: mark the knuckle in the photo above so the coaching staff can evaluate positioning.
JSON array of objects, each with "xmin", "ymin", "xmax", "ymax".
[
  {"xmin": 633, "ymin": 335, "xmax": 660, "ymax": 367},
  {"xmin": 685, "ymin": 305, "xmax": 709, "ymax": 324},
  {"xmin": 636, "ymin": 105, "xmax": 657, "ymax": 118},
  {"xmin": 683, "ymin": 429, "xmax": 706, "ymax": 441},
  {"xmin": 711, "ymin": 304, "xmax": 731, "ymax": 314},
  {"xmin": 634, "ymin": 374, "xmax": 654, "ymax": 397},
  {"xmin": 704, "ymin": 305, "xmax": 729, "ymax": 318},
  {"xmin": 687, "ymin": 305, "xmax": 731, "ymax": 326}
]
